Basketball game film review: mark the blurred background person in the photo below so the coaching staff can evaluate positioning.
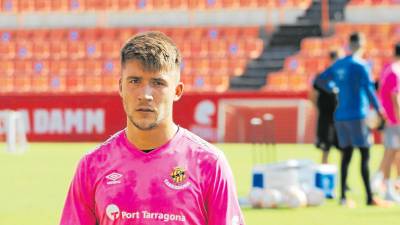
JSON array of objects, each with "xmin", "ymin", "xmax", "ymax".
[
  {"xmin": 311, "ymin": 49, "xmax": 344, "ymax": 165},
  {"xmin": 371, "ymin": 42, "xmax": 400, "ymax": 203},
  {"xmin": 315, "ymin": 32, "xmax": 387, "ymax": 207}
]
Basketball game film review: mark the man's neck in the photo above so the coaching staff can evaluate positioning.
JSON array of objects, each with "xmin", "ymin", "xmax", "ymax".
[{"xmin": 125, "ymin": 122, "xmax": 178, "ymax": 150}]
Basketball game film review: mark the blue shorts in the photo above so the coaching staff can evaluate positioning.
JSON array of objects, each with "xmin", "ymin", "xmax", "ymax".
[{"xmin": 335, "ymin": 119, "xmax": 373, "ymax": 148}]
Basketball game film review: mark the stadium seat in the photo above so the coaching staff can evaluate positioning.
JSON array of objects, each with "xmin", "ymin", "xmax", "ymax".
[
  {"xmin": 0, "ymin": 60, "xmax": 14, "ymax": 76},
  {"xmin": 50, "ymin": 60, "xmax": 69, "ymax": 77},
  {"xmin": 68, "ymin": 60, "xmax": 85, "ymax": 76},
  {"xmin": 49, "ymin": 75, "xmax": 66, "ymax": 92},
  {"xmin": 245, "ymin": 38, "xmax": 263, "ymax": 59},
  {"xmin": 0, "ymin": 75, "xmax": 14, "ymax": 92},
  {"xmin": 85, "ymin": 59, "xmax": 103, "ymax": 76},
  {"xmin": 35, "ymin": 0, "xmax": 52, "ymax": 11},
  {"xmin": 0, "ymin": 41, "xmax": 16, "ymax": 59},
  {"xmin": 31, "ymin": 74, "xmax": 49, "ymax": 92},
  {"xmin": 33, "ymin": 41, "xmax": 50, "ymax": 59},
  {"xmin": 265, "ymin": 72, "xmax": 289, "ymax": 90},
  {"xmin": 208, "ymin": 39, "xmax": 228, "ymax": 58},
  {"xmin": 18, "ymin": 0, "xmax": 35, "ymax": 11},
  {"xmin": 68, "ymin": 41, "xmax": 86, "ymax": 59},
  {"xmin": 14, "ymin": 74, "xmax": 31, "ymax": 92},
  {"xmin": 209, "ymin": 58, "xmax": 230, "ymax": 76},
  {"xmin": 84, "ymin": 75, "xmax": 103, "ymax": 92},
  {"xmin": 50, "ymin": 42, "xmax": 69, "ymax": 59},
  {"xmin": 1, "ymin": 0, "xmax": 19, "ymax": 12}
]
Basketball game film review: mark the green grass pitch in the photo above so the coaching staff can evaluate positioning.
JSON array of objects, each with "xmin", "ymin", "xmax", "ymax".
[{"xmin": 0, "ymin": 143, "xmax": 399, "ymax": 225}]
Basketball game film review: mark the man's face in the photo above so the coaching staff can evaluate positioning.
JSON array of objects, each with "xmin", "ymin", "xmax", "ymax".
[{"xmin": 119, "ymin": 60, "xmax": 183, "ymax": 131}]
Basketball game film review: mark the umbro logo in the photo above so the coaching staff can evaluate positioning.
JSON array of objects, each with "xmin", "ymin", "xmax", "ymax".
[{"xmin": 106, "ymin": 172, "xmax": 123, "ymax": 185}]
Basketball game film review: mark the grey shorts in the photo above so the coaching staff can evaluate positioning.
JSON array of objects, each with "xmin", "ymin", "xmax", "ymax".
[
  {"xmin": 335, "ymin": 119, "xmax": 372, "ymax": 148},
  {"xmin": 383, "ymin": 125, "xmax": 400, "ymax": 150}
]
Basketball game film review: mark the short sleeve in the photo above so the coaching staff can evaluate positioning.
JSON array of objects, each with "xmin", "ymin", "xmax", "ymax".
[
  {"xmin": 205, "ymin": 152, "xmax": 245, "ymax": 225},
  {"xmin": 59, "ymin": 156, "xmax": 97, "ymax": 225}
]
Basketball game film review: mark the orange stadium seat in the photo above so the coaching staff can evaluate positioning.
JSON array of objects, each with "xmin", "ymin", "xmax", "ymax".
[
  {"xmin": 14, "ymin": 60, "xmax": 33, "ymax": 75},
  {"xmin": 14, "ymin": 74, "xmax": 31, "ymax": 92},
  {"xmin": 85, "ymin": 59, "xmax": 103, "ymax": 76},
  {"xmin": 208, "ymin": 39, "xmax": 228, "ymax": 58},
  {"xmin": 50, "ymin": 60, "xmax": 69, "ymax": 77},
  {"xmin": 84, "ymin": 75, "xmax": 103, "ymax": 92},
  {"xmin": 33, "ymin": 41, "xmax": 50, "ymax": 59},
  {"xmin": 50, "ymin": 0, "xmax": 69, "ymax": 11},
  {"xmin": 35, "ymin": 0, "xmax": 52, "ymax": 11},
  {"xmin": 69, "ymin": 0, "xmax": 86, "ymax": 11},
  {"xmin": 210, "ymin": 74, "xmax": 230, "ymax": 92},
  {"xmin": 66, "ymin": 75, "xmax": 85, "ymax": 93},
  {"xmin": 265, "ymin": 72, "xmax": 289, "ymax": 90},
  {"xmin": 50, "ymin": 42, "xmax": 69, "ymax": 59},
  {"xmin": 0, "ymin": 75, "xmax": 14, "ymax": 92},
  {"xmin": 180, "ymin": 73, "xmax": 193, "ymax": 91},
  {"xmin": 0, "ymin": 60, "xmax": 14, "ymax": 76},
  {"xmin": 68, "ymin": 60, "xmax": 85, "ymax": 76},
  {"xmin": 101, "ymin": 42, "xmax": 121, "ymax": 59},
  {"xmin": 192, "ymin": 58, "xmax": 210, "ymax": 74},
  {"xmin": 0, "ymin": 41, "xmax": 16, "ymax": 59},
  {"xmin": 1, "ymin": 0, "xmax": 18, "ymax": 12},
  {"xmin": 68, "ymin": 40, "xmax": 86, "ymax": 59},
  {"xmin": 49, "ymin": 75, "xmax": 66, "ymax": 92},
  {"xmin": 227, "ymin": 39, "xmax": 246, "ymax": 58},
  {"xmin": 31, "ymin": 74, "xmax": 49, "ymax": 92},
  {"xmin": 85, "ymin": 41, "xmax": 102, "ymax": 58},
  {"xmin": 229, "ymin": 58, "xmax": 247, "ymax": 76},
  {"xmin": 245, "ymin": 38, "xmax": 263, "ymax": 59},
  {"xmin": 32, "ymin": 60, "xmax": 50, "ymax": 76},
  {"xmin": 288, "ymin": 75, "xmax": 308, "ymax": 90},
  {"xmin": 85, "ymin": 0, "xmax": 107, "ymax": 11},
  {"xmin": 18, "ymin": 0, "xmax": 35, "ymax": 12},
  {"xmin": 16, "ymin": 42, "xmax": 33, "ymax": 59},
  {"xmin": 190, "ymin": 40, "xmax": 208, "ymax": 58},
  {"xmin": 102, "ymin": 75, "xmax": 119, "ymax": 92},
  {"xmin": 209, "ymin": 58, "xmax": 230, "ymax": 76}
]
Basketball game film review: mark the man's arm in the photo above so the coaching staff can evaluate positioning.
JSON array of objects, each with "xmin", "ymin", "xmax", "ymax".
[
  {"xmin": 391, "ymin": 73, "xmax": 400, "ymax": 121},
  {"xmin": 205, "ymin": 151, "xmax": 245, "ymax": 225},
  {"xmin": 360, "ymin": 64, "xmax": 384, "ymax": 114},
  {"xmin": 314, "ymin": 67, "xmax": 337, "ymax": 94},
  {"xmin": 59, "ymin": 156, "xmax": 97, "ymax": 225}
]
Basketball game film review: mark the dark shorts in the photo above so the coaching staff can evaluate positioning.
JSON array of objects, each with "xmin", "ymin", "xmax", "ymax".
[
  {"xmin": 335, "ymin": 119, "xmax": 372, "ymax": 149},
  {"xmin": 315, "ymin": 114, "xmax": 340, "ymax": 151}
]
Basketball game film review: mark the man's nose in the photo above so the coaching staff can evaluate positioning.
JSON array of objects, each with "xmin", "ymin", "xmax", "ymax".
[{"xmin": 138, "ymin": 85, "xmax": 153, "ymax": 101}]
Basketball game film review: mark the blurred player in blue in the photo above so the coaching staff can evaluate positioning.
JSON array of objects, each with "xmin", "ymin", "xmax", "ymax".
[{"xmin": 315, "ymin": 32, "xmax": 388, "ymax": 207}]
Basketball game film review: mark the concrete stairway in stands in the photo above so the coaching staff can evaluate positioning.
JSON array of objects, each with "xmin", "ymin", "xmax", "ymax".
[{"xmin": 229, "ymin": 0, "xmax": 349, "ymax": 90}]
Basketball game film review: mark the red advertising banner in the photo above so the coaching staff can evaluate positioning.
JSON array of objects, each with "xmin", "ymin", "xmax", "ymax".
[{"xmin": 0, "ymin": 91, "xmax": 311, "ymax": 142}]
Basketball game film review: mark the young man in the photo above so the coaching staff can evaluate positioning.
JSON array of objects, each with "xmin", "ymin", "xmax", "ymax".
[
  {"xmin": 59, "ymin": 31, "xmax": 245, "ymax": 225},
  {"xmin": 371, "ymin": 43, "xmax": 400, "ymax": 202},
  {"xmin": 315, "ymin": 32, "xmax": 387, "ymax": 207},
  {"xmin": 312, "ymin": 50, "xmax": 343, "ymax": 165}
]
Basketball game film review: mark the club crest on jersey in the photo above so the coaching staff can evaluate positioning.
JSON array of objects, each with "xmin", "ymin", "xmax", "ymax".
[{"xmin": 164, "ymin": 167, "xmax": 191, "ymax": 190}]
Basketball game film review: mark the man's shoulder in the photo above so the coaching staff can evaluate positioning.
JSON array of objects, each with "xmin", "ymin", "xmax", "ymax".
[
  {"xmin": 84, "ymin": 129, "xmax": 124, "ymax": 159},
  {"xmin": 180, "ymin": 128, "xmax": 222, "ymax": 160}
]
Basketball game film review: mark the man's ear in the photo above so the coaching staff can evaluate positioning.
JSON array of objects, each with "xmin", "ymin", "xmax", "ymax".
[
  {"xmin": 174, "ymin": 82, "xmax": 184, "ymax": 102},
  {"xmin": 118, "ymin": 77, "xmax": 123, "ymax": 97}
]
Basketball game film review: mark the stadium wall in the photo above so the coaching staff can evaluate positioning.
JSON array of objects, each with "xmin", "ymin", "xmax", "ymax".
[
  {"xmin": 0, "ymin": 91, "xmax": 318, "ymax": 143},
  {"xmin": 0, "ymin": 8, "xmax": 305, "ymax": 28},
  {"xmin": 345, "ymin": 5, "xmax": 400, "ymax": 23}
]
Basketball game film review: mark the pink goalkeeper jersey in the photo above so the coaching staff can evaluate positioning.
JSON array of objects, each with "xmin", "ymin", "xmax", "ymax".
[
  {"xmin": 60, "ymin": 127, "xmax": 245, "ymax": 225},
  {"xmin": 380, "ymin": 63, "xmax": 400, "ymax": 125}
]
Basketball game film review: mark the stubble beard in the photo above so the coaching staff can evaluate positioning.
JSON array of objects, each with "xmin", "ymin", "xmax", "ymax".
[{"xmin": 128, "ymin": 115, "xmax": 158, "ymax": 131}]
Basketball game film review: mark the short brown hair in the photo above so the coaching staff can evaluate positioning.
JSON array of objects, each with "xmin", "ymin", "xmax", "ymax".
[{"xmin": 120, "ymin": 31, "xmax": 181, "ymax": 72}]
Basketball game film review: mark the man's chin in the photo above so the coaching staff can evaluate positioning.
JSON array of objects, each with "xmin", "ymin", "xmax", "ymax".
[{"xmin": 132, "ymin": 121, "xmax": 158, "ymax": 131}]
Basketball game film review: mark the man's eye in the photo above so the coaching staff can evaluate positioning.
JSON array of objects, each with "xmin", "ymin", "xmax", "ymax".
[
  {"xmin": 153, "ymin": 80, "xmax": 165, "ymax": 86},
  {"xmin": 129, "ymin": 78, "xmax": 140, "ymax": 84}
]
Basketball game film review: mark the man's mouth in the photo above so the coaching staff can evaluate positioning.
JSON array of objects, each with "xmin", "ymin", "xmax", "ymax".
[{"xmin": 136, "ymin": 108, "xmax": 154, "ymax": 112}]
